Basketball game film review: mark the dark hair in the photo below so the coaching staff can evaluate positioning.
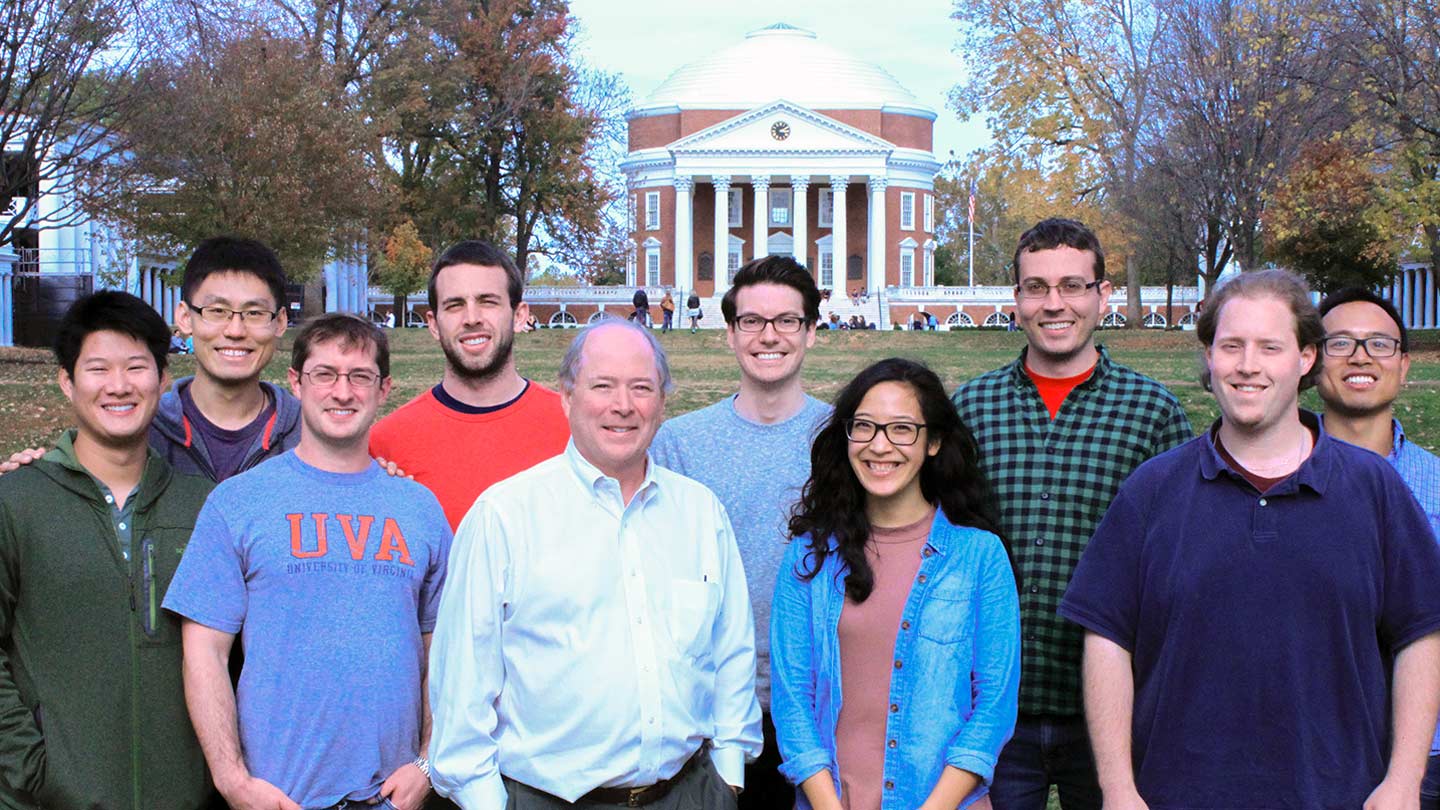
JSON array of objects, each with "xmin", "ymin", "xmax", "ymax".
[
  {"xmin": 54, "ymin": 291, "xmax": 172, "ymax": 377},
  {"xmin": 1197, "ymin": 268, "xmax": 1324, "ymax": 391},
  {"xmin": 1012, "ymin": 218, "xmax": 1105, "ymax": 285},
  {"xmin": 428, "ymin": 240, "xmax": 523, "ymax": 311},
  {"xmin": 720, "ymin": 255, "xmax": 822, "ymax": 325},
  {"xmin": 181, "ymin": 236, "xmax": 288, "ymax": 310},
  {"xmin": 1319, "ymin": 286, "xmax": 1408, "ymax": 353},
  {"xmin": 788, "ymin": 358, "xmax": 1006, "ymax": 602},
  {"xmin": 290, "ymin": 313, "xmax": 390, "ymax": 378}
]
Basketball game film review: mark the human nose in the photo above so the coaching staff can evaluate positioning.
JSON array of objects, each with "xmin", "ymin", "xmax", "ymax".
[
  {"xmin": 1236, "ymin": 344, "xmax": 1261, "ymax": 373},
  {"xmin": 222, "ymin": 310, "xmax": 248, "ymax": 337}
]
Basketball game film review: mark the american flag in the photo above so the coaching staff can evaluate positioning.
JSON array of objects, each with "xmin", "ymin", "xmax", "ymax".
[{"xmin": 967, "ymin": 178, "xmax": 978, "ymax": 224}]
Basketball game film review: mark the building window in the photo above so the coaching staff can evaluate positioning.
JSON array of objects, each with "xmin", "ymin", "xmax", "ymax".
[
  {"xmin": 728, "ymin": 188, "xmax": 743, "ymax": 228},
  {"xmin": 728, "ymin": 250, "xmax": 742, "ymax": 283},
  {"xmin": 901, "ymin": 248, "xmax": 915, "ymax": 286},
  {"xmin": 646, "ymin": 246, "xmax": 660, "ymax": 286},
  {"xmin": 629, "ymin": 194, "xmax": 637, "ymax": 231},
  {"xmin": 820, "ymin": 251, "xmax": 834, "ymax": 287},
  {"xmin": 818, "ymin": 189, "xmax": 834, "ymax": 227},
  {"xmin": 924, "ymin": 194, "xmax": 934, "ymax": 232},
  {"xmin": 645, "ymin": 191, "xmax": 660, "ymax": 230},
  {"xmin": 924, "ymin": 248, "xmax": 934, "ymax": 286},
  {"xmin": 900, "ymin": 192, "xmax": 916, "ymax": 231},
  {"xmin": 769, "ymin": 188, "xmax": 790, "ymax": 226}
]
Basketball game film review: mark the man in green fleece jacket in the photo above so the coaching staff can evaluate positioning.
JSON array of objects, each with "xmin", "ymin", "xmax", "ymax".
[{"xmin": 0, "ymin": 291, "xmax": 214, "ymax": 810}]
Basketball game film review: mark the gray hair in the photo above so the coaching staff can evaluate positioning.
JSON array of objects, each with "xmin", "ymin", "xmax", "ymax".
[{"xmin": 557, "ymin": 318, "xmax": 674, "ymax": 395}]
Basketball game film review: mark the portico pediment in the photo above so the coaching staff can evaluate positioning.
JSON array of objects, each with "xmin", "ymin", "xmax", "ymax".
[{"xmin": 668, "ymin": 100, "xmax": 893, "ymax": 156}]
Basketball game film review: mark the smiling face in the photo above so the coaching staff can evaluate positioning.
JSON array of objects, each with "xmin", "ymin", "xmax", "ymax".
[
  {"xmin": 59, "ymin": 330, "xmax": 166, "ymax": 451},
  {"xmin": 426, "ymin": 262, "xmax": 528, "ymax": 382},
  {"xmin": 177, "ymin": 271, "xmax": 287, "ymax": 387},
  {"xmin": 1013, "ymin": 246, "xmax": 1110, "ymax": 376},
  {"xmin": 726, "ymin": 282, "xmax": 817, "ymax": 389},
  {"xmin": 1317, "ymin": 301, "xmax": 1410, "ymax": 419},
  {"xmin": 287, "ymin": 337, "xmax": 391, "ymax": 451},
  {"xmin": 1206, "ymin": 294, "xmax": 1316, "ymax": 436},
  {"xmin": 562, "ymin": 326, "xmax": 665, "ymax": 483},
  {"xmin": 847, "ymin": 381, "xmax": 939, "ymax": 513}
]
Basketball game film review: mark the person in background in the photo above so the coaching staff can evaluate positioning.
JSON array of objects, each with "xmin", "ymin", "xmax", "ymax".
[
  {"xmin": 772, "ymin": 357, "xmax": 1019, "ymax": 810},
  {"xmin": 662, "ymin": 290, "xmax": 676, "ymax": 333},
  {"xmin": 688, "ymin": 291, "xmax": 703, "ymax": 333}
]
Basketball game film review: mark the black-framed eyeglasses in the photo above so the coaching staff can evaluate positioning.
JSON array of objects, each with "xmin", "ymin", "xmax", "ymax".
[
  {"xmin": 186, "ymin": 301, "xmax": 281, "ymax": 326},
  {"xmin": 301, "ymin": 368, "xmax": 383, "ymax": 388},
  {"xmin": 845, "ymin": 418, "xmax": 926, "ymax": 446},
  {"xmin": 734, "ymin": 314, "xmax": 808, "ymax": 333},
  {"xmin": 1322, "ymin": 335, "xmax": 1401, "ymax": 358},
  {"xmin": 1015, "ymin": 278, "xmax": 1103, "ymax": 300}
]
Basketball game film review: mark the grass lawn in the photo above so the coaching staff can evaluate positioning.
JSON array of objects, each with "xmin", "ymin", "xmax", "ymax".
[{"xmin": 5, "ymin": 325, "xmax": 1440, "ymax": 452}]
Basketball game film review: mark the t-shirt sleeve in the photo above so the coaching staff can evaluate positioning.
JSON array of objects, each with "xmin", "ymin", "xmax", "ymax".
[
  {"xmin": 418, "ymin": 502, "xmax": 453, "ymax": 633},
  {"xmin": 1058, "ymin": 487, "xmax": 1146, "ymax": 651},
  {"xmin": 162, "ymin": 495, "xmax": 249, "ymax": 634},
  {"xmin": 1153, "ymin": 396, "xmax": 1196, "ymax": 455},
  {"xmin": 1378, "ymin": 469, "xmax": 1440, "ymax": 653},
  {"xmin": 650, "ymin": 421, "xmax": 684, "ymax": 474}
]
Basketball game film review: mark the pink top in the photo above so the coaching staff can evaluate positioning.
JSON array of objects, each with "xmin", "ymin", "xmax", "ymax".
[{"xmin": 835, "ymin": 507, "xmax": 936, "ymax": 810}]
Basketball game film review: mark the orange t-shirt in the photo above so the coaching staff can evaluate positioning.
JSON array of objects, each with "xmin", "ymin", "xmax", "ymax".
[
  {"xmin": 1024, "ymin": 362, "xmax": 1096, "ymax": 420},
  {"xmin": 369, "ymin": 381, "xmax": 570, "ymax": 529}
]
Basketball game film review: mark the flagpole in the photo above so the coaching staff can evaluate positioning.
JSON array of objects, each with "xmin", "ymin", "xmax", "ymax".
[{"xmin": 967, "ymin": 178, "xmax": 976, "ymax": 287}]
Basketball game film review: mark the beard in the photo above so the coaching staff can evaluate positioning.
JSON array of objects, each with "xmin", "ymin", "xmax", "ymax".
[{"xmin": 441, "ymin": 327, "xmax": 515, "ymax": 382}]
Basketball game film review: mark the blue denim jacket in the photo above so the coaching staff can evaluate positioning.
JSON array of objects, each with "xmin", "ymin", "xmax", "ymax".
[{"xmin": 770, "ymin": 510, "xmax": 1020, "ymax": 810}]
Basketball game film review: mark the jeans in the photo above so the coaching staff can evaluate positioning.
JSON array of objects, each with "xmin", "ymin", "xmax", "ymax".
[
  {"xmin": 988, "ymin": 716, "xmax": 1101, "ymax": 810},
  {"xmin": 1422, "ymin": 754, "xmax": 1440, "ymax": 810}
]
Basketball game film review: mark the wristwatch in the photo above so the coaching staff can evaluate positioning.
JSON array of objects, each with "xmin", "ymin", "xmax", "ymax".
[{"xmin": 413, "ymin": 756, "xmax": 431, "ymax": 779}]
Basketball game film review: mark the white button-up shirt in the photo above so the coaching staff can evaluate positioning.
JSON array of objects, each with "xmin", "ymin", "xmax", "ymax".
[{"xmin": 429, "ymin": 441, "xmax": 762, "ymax": 808}]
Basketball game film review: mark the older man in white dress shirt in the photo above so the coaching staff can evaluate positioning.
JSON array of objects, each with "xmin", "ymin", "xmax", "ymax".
[{"xmin": 428, "ymin": 318, "xmax": 762, "ymax": 810}]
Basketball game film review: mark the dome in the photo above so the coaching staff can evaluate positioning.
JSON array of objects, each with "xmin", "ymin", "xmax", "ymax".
[{"xmin": 634, "ymin": 24, "xmax": 931, "ymax": 115}]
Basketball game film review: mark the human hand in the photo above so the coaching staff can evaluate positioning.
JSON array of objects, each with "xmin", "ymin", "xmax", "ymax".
[
  {"xmin": 1099, "ymin": 785, "xmax": 1150, "ymax": 810},
  {"xmin": 218, "ymin": 775, "xmax": 301, "ymax": 810},
  {"xmin": 373, "ymin": 456, "xmax": 412, "ymax": 479},
  {"xmin": 378, "ymin": 762, "xmax": 431, "ymax": 810},
  {"xmin": 0, "ymin": 447, "xmax": 46, "ymax": 474},
  {"xmin": 1363, "ymin": 776, "xmax": 1420, "ymax": 810}
]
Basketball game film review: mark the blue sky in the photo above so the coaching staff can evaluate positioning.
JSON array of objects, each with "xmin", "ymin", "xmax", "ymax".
[{"xmin": 567, "ymin": 0, "xmax": 991, "ymax": 163}]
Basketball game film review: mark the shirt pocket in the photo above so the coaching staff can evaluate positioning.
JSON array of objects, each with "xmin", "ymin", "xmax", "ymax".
[
  {"xmin": 917, "ymin": 584, "xmax": 974, "ymax": 645},
  {"xmin": 138, "ymin": 528, "xmax": 190, "ymax": 647},
  {"xmin": 667, "ymin": 578, "xmax": 719, "ymax": 659}
]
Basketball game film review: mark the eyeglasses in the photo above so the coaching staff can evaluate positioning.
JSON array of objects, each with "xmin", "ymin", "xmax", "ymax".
[
  {"xmin": 301, "ymin": 368, "xmax": 383, "ymax": 388},
  {"xmin": 844, "ymin": 418, "xmax": 926, "ymax": 446},
  {"xmin": 186, "ymin": 302, "xmax": 280, "ymax": 326},
  {"xmin": 1016, "ymin": 278, "xmax": 1103, "ymax": 299},
  {"xmin": 734, "ymin": 314, "xmax": 808, "ymax": 333},
  {"xmin": 1322, "ymin": 336, "xmax": 1401, "ymax": 358}
]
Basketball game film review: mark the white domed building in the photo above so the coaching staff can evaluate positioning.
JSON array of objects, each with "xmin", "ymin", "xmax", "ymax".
[{"xmin": 619, "ymin": 23, "xmax": 942, "ymax": 298}]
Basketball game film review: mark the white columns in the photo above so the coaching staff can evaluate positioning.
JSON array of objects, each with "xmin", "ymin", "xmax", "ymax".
[
  {"xmin": 867, "ymin": 176, "xmax": 888, "ymax": 294},
  {"xmin": 752, "ymin": 176, "xmax": 770, "ymax": 259},
  {"xmin": 1426, "ymin": 268, "xmax": 1435, "ymax": 328},
  {"xmin": 674, "ymin": 177, "xmax": 694, "ymax": 294},
  {"xmin": 1406, "ymin": 269, "xmax": 1416, "ymax": 327},
  {"xmin": 830, "ymin": 175, "xmax": 848, "ymax": 288},
  {"xmin": 714, "ymin": 176, "xmax": 731, "ymax": 286},
  {"xmin": 792, "ymin": 177, "xmax": 809, "ymax": 268}
]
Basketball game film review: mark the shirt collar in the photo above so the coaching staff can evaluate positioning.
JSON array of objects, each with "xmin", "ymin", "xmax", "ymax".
[
  {"xmin": 1008, "ymin": 344, "xmax": 1113, "ymax": 392},
  {"xmin": 1198, "ymin": 409, "xmax": 1333, "ymax": 495},
  {"xmin": 1391, "ymin": 418, "xmax": 1408, "ymax": 462},
  {"xmin": 563, "ymin": 439, "xmax": 660, "ymax": 503}
]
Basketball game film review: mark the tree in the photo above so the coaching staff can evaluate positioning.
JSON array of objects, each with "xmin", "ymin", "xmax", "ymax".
[
  {"xmin": 370, "ymin": 219, "xmax": 432, "ymax": 324},
  {"xmin": 93, "ymin": 32, "xmax": 379, "ymax": 282},
  {"xmin": 1264, "ymin": 139, "xmax": 1399, "ymax": 292},
  {"xmin": 953, "ymin": 0, "xmax": 1170, "ymax": 324},
  {"xmin": 0, "ymin": 0, "xmax": 166, "ymax": 245}
]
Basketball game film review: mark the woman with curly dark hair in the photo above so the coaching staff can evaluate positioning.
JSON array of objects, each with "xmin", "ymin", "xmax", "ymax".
[{"xmin": 771, "ymin": 358, "xmax": 1020, "ymax": 810}]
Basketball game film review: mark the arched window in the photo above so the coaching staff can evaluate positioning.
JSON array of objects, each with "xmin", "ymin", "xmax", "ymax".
[{"xmin": 549, "ymin": 311, "xmax": 579, "ymax": 328}]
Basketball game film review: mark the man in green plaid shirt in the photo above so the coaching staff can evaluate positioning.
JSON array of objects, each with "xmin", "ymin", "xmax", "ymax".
[{"xmin": 953, "ymin": 219, "xmax": 1192, "ymax": 810}]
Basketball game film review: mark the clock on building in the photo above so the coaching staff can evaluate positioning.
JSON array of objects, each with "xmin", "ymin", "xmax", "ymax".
[{"xmin": 770, "ymin": 121, "xmax": 791, "ymax": 141}]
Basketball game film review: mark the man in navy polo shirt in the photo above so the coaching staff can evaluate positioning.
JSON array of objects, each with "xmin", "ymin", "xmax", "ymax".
[{"xmin": 1060, "ymin": 269, "xmax": 1440, "ymax": 810}]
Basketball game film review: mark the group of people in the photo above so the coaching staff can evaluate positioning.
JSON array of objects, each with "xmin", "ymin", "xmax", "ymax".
[{"xmin": 1, "ymin": 216, "xmax": 1439, "ymax": 810}]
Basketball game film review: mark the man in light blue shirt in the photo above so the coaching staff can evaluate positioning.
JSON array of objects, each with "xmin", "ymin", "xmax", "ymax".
[
  {"xmin": 652, "ymin": 256, "xmax": 830, "ymax": 810},
  {"xmin": 1316, "ymin": 287, "xmax": 1440, "ymax": 807},
  {"xmin": 429, "ymin": 319, "xmax": 762, "ymax": 810}
]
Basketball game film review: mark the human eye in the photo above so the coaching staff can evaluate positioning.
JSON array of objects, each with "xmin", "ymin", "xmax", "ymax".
[
  {"xmin": 1059, "ymin": 279, "xmax": 1086, "ymax": 294},
  {"xmin": 310, "ymin": 369, "xmax": 338, "ymax": 384},
  {"xmin": 1020, "ymin": 280, "xmax": 1047, "ymax": 297},
  {"xmin": 1370, "ymin": 338, "xmax": 1398, "ymax": 353},
  {"xmin": 738, "ymin": 315, "xmax": 763, "ymax": 330},
  {"xmin": 778, "ymin": 316, "xmax": 804, "ymax": 330},
  {"xmin": 350, "ymin": 371, "xmax": 378, "ymax": 387}
]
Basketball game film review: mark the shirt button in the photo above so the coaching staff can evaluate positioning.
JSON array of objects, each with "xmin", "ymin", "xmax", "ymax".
[
  {"xmin": 889, "ymin": 703, "xmax": 898, "ymax": 713},
  {"xmin": 1039, "ymin": 492, "xmax": 1050, "ymax": 500},
  {"xmin": 893, "ymin": 659, "xmax": 903, "ymax": 670},
  {"xmin": 922, "ymin": 548, "xmax": 933, "ymax": 557},
  {"xmin": 887, "ymin": 739, "xmax": 897, "ymax": 749},
  {"xmin": 901, "ymin": 621, "xmax": 911, "ymax": 630},
  {"xmin": 1035, "ymin": 538, "xmax": 1045, "ymax": 546},
  {"xmin": 1029, "ymin": 584, "xmax": 1039, "ymax": 593},
  {"xmin": 917, "ymin": 574, "xmax": 927, "ymax": 584},
  {"xmin": 885, "ymin": 781, "xmax": 895, "ymax": 790},
  {"xmin": 1026, "ymin": 633, "xmax": 1037, "ymax": 641},
  {"xmin": 105, "ymin": 494, "xmax": 114, "ymax": 504},
  {"xmin": 118, "ymin": 522, "xmax": 127, "ymax": 530},
  {"xmin": 1258, "ymin": 498, "xmax": 1267, "ymax": 507}
]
